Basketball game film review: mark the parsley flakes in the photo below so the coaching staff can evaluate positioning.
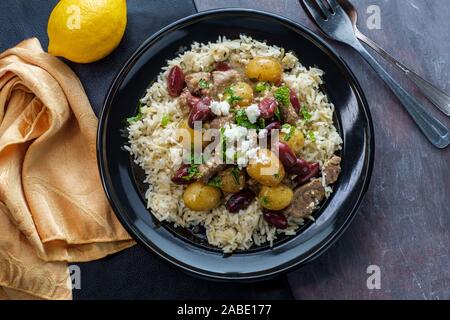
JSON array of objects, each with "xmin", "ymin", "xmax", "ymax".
[
  {"xmin": 224, "ymin": 87, "xmax": 242, "ymax": 105},
  {"xmin": 231, "ymin": 167, "xmax": 241, "ymax": 185},
  {"xmin": 235, "ymin": 109, "xmax": 258, "ymax": 129},
  {"xmin": 255, "ymin": 82, "xmax": 270, "ymax": 93},
  {"xmin": 308, "ymin": 131, "xmax": 317, "ymax": 142},
  {"xmin": 160, "ymin": 114, "xmax": 171, "ymax": 127},
  {"xmin": 126, "ymin": 101, "xmax": 145, "ymax": 124},
  {"xmin": 183, "ymin": 165, "xmax": 202, "ymax": 181},
  {"xmin": 207, "ymin": 176, "xmax": 222, "ymax": 188},
  {"xmin": 199, "ymin": 79, "xmax": 210, "ymax": 89},
  {"xmin": 274, "ymin": 86, "xmax": 290, "ymax": 107},
  {"xmin": 260, "ymin": 196, "xmax": 270, "ymax": 206},
  {"xmin": 281, "ymin": 124, "xmax": 295, "ymax": 141},
  {"xmin": 301, "ymin": 106, "xmax": 312, "ymax": 121}
]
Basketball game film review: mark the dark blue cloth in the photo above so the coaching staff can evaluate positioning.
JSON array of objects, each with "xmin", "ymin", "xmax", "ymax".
[{"xmin": 0, "ymin": 0, "xmax": 292, "ymax": 299}]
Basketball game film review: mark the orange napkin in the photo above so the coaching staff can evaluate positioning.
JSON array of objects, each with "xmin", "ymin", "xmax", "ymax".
[{"xmin": 0, "ymin": 38, "xmax": 135, "ymax": 300}]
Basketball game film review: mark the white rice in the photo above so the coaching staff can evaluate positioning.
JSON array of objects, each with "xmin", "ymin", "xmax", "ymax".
[{"xmin": 125, "ymin": 35, "xmax": 342, "ymax": 252}]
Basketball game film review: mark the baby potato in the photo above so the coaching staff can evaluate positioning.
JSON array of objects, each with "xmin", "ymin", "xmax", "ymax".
[
  {"xmin": 218, "ymin": 167, "xmax": 246, "ymax": 193},
  {"xmin": 224, "ymin": 82, "xmax": 254, "ymax": 107},
  {"xmin": 246, "ymin": 148, "xmax": 285, "ymax": 186},
  {"xmin": 259, "ymin": 184, "xmax": 293, "ymax": 211},
  {"xmin": 245, "ymin": 57, "xmax": 283, "ymax": 83},
  {"xmin": 280, "ymin": 128, "xmax": 305, "ymax": 155},
  {"xmin": 183, "ymin": 181, "xmax": 222, "ymax": 211}
]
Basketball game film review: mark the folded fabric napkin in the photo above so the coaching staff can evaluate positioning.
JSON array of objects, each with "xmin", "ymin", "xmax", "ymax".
[{"xmin": 0, "ymin": 38, "xmax": 135, "ymax": 300}]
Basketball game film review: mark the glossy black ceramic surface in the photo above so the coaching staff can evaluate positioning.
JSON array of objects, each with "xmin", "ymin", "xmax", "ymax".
[{"xmin": 97, "ymin": 9, "xmax": 374, "ymax": 281}]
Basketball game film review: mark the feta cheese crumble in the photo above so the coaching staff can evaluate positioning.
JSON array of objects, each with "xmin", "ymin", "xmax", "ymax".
[
  {"xmin": 245, "ymin": 104, "xmax": 260, "ymax": 124},
  {"xmin": 210, "ymin": 100, "xmax": 230, "ymax": 117}
]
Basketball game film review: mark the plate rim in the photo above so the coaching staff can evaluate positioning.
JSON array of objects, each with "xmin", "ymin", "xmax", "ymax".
[{"xmin": 97, "ymin": 8, "xmax": 375, "ymax": 281}]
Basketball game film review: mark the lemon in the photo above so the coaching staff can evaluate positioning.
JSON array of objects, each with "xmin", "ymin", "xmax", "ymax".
[{"xmin": 47, "ymin": 0, "xmax": 127, "ymax": 63}]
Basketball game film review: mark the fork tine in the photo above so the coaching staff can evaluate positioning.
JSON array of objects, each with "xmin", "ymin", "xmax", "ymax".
[
  {"xmin": 301, "ymin": 0, "xmax": 328, "ymax": 21},
  {"xmin": 314, "ymin": 0, "xmax": 332, "ymax": 17},
  {"xmin": 325, "ymin": 0, "xmax": 346, "ymax": 15}
]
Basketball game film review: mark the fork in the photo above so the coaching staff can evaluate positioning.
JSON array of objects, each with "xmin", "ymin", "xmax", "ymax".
[{"xmin": 300, "ymin": 0, "xmax": 450, "ymax": 149}]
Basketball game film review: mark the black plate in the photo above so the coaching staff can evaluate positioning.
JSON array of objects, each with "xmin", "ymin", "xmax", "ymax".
[{"xmin": 97, "ymin": 9, "xmax": 374, "ymax": 281}]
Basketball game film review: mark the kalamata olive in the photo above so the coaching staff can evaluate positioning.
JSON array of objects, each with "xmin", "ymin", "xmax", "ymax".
[
  {"xmin": 167, "ymin": 66, "xmax": 185, "ymax": 97},
  {"xmin": 226, "ymin": 189, "xmax": 256, "ymax": 213},
  {"xmin": 215, "ymin": 61, "xmax": 231, "ymax": 71},
  {"xmin": 171, "ymin": 164, "xmax": 196, "ymax": 185},
  {"xmin": 264, "ymin": 121, "xmax": 281, "ymax": 138},
  {"xmin": 290, "ymin": 90, "xmax": 301, "ymax": 113},
  {"xmin": 297, "ymin": 162, "xmax": 320, "ymax": 185},
  {"xmin": 285, "ymin": 158, "xmax": 309, "ymax": 175},
  {"xmin": 187, "ymin": 95, "xmax": 201, "ymax": 109},
  {"xmin": 188, "ymin": 97, "xmax": 213, "ymax": 128},
  {"xmin": 258, "ymin": 97, "xmax": 278, "ymax": 119},
  {"xmin": 277, "ymin": 142, "xmax": 297, "ymax": 168},
  {"xmin": 263, "ymin": 211, "xmax": 288, "ymax": 229}
]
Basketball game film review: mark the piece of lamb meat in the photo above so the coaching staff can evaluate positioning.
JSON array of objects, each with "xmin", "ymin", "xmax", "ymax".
[
  {"xmin": 284, "ymin": 179, "xmax": 325, "ymax": 219},
  {"xmin": 178, "ymin": 88, "xmax": 200, "ymax": 116},
  {"xmin": 209, "ymin": 113, "xmax": 235, "ymax": 129},
  {"xmin": 322, "ymin": 155, "xmax": 341, "ymax": 185},
  {"xmin": 198, "ymin": 162, "xmax": 227, "ymax": 184},
  {"xmin": 280, "ymin": 103, "xmax": 300, "ymax": 125},
  {"xmin": 211, "ymin": 70, "xmax": 241, "ymax": 96},
  {"xmin": 185, "ymin": 72, "xmax": 211, "ymax": 96}
]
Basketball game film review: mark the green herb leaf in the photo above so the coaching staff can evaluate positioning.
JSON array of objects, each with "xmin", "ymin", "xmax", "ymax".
[
  {"xmin": 126, "ymin": 113, "xmax": 143, "ymax": 125},
  {"xmin": 199, "ymin": 78, "xmax": 210, "ymax": 89},
  {"xmin": 190, "ymin": 145, "xmax": 203, "ymax": 165},
  {"xmin": 224, "ymin": 87, "xmax": 242, "ymax": 105},
  {"xmin": 183, "ymin": 165, "xmax": 201, "ymax": 181},
  {"xmin": 274, "ymin": 106, "xmax": 282, "ymax": 121},
  {"xmin": 308, "ymin": 131, "xmax": 316, "ymax": 142},
  {"xmin": 220, "ymin": 127, "xmax": 227, "ymax": 162},
  {"xmin": 235, "ymin": 109, "xmax": 258, "ymax": 129},
  {"xmin": 207, "ymin": 176, "xmax": 222, "ymax": 188},
  {"xmin": 274, "ymin": 172, "xmax": 280, "ymax": 178},
  {"xmin": 126, "ymin": 101, "xmax": 145, "ymax": 124},
  {"xmin": 257, "ymin": 117, "xmax": 266, "ymax": 129},
  {"xmin": 274, "ymin": 86, "xmax": 290, "ymax": 107},
  {"xmin": 255, "ymin": 82, "xmax": 270, "ymax": 93},
  {"xmin": 282, "ymin": 124, "xmax": 295, "ymax": 141},
  {"xmin": 161, "ymin": 114, "xmax": 171, "ymax": 128},
  {"xmin": 231, "ymin": 167, "xmax": 241, "ymax": 185},
  {"xmin": 260, "ymin": 196, "xmax": 270, "ymax": 206},
  {"xmin": 301, "ymin": 106, "xmax": 312, "ymax": 121}
]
